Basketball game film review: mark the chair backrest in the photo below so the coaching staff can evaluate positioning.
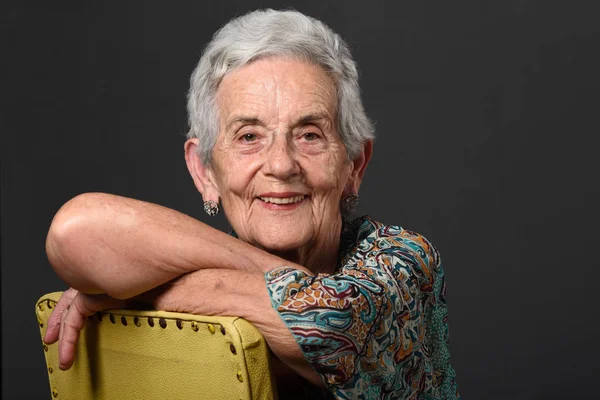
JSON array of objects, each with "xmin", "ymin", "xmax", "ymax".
[{"xmin": 36, "ymin": 292, "xmax": 275, "ymax": 400}]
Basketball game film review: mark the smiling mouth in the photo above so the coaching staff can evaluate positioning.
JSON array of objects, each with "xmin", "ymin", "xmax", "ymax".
[{"xmin": 258, "ymin": 195, "xmax": 306, "ymax": 205}]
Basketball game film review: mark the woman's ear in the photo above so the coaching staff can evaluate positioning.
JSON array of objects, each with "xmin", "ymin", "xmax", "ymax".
[
  {"xmin": 184, "ymin": 138, "xmax": 220, "ymax": 203},
  {"xmin": 346, "ymin": 140, "xmax": 373, "ymax": 194}
]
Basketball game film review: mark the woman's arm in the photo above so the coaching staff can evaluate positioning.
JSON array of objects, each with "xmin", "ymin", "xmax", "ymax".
[
  {"xmin": 44, "ymin": 270, "xmax": 323, "ymax": 386},
  {"xmin": 46, "ymin": 192, "xmax": 310, "ymax": 298},
  {"xmin": 45, "ymin": 192, "xmax": 321, "ymax": 383},
  {"xmin": 138, "ymin": 269, "xmax": 324, "ymax": 387}
]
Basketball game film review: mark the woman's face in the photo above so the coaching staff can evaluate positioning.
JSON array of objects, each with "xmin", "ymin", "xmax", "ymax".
[{"xmin": 206, "ymin": 58, "xmax": 355, "ymax": 259}]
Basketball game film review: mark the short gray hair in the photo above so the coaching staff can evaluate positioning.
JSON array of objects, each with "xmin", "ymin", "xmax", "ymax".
[{"xmin": 186, "ymin": 9, "xmax": 374, "ymax": 164}]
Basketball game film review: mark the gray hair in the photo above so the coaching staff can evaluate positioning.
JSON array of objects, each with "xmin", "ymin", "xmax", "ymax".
[{"xmin": 186, "ymin": 9, "xmax": 374, "ymax": 164}]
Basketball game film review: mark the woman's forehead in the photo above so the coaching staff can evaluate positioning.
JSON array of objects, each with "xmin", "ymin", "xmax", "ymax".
[{"xmin": 216, "ymin": 58, "xmax": 337, "ymax": 125}]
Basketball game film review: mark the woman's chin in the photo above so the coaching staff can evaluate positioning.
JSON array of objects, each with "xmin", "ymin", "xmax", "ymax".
[
  {"xmin": 253, "ymin": 232, "xmax": 311, "ymax": 261},
  {"xmin": 260, "ymin": 238, "xmax": 305, "ymax": 254}
]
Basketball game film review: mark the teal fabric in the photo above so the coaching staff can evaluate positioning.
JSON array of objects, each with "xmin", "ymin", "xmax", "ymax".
[{"xmin": 266, "ymin": 216, "xmax": 460, "ymax": 399}]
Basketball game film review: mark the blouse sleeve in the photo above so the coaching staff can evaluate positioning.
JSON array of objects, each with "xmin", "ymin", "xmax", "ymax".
[{"xmin": 265, "ymin": 227, "xmax": 458, "ymax": 399}]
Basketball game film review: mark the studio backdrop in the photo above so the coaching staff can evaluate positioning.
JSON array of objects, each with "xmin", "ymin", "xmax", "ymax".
[{"xmin": 2, "ymin": 1, "xmax": 599, "ymax": 399}]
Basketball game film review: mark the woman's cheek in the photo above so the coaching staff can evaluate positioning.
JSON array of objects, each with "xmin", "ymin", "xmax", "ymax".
[{"xmin": 297, "ymin": 140, "xmax": 328, "ymax": 155}]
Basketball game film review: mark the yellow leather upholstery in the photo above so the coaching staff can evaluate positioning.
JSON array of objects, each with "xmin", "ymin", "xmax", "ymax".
[{"xmin": 36, "ymin": 292, "xmax": 275, "ymax": 400}]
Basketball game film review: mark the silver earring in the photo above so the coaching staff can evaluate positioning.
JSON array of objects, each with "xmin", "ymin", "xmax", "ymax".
[
  {"xmin": 203, "ymin": 200, "xmax": 219, "ymax": 216},
  {"xmin": 341, "ymin": 193, "xmax": 359, "ymax": 214}
]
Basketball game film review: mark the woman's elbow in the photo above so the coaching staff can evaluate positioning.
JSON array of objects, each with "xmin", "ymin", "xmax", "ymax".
[{"xmin": 45, "ymin": 193, "xmax": 105, "ymax": 293}]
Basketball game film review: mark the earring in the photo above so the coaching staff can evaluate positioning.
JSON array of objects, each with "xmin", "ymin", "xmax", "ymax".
[
  {"xmin": 203, "ymin": 200, "xmax": 219, "ymax": 216},
  {"xmin": 341, "ymin": 193, "xmax": 359, "ymax": 214}
]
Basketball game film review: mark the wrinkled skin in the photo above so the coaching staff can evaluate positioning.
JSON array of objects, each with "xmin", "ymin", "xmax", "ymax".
[{"xmin": 187, "ymin": 58, "xmax": 365, "ymax": 272}]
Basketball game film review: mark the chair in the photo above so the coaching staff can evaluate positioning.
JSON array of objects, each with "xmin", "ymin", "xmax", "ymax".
[{"xmin": 36, "ymin": 292, "xmax": 276, "ymax": 400}]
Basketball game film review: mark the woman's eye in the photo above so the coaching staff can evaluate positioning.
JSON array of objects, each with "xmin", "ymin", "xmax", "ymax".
[
  {"xmin": 240, "ymin": 133, "xmax": 257, "ymax": 142},
  {"xmin": 303, "ymin": 132, "xmax": 320, "ymax": 141}
]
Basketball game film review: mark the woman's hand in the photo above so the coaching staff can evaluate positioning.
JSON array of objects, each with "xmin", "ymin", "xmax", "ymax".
[{"xmin": 43, "ymin": 288, "xmax": 129, "ymax": 370}]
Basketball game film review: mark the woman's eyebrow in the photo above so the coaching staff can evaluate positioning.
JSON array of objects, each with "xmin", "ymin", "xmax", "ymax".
[
  {"xmin": 226, "ymin": 113, "xmax": 331, "ymax": 132},
  {"xmin": 226, "ymin": 117, "xmax": 261, "ymax": 130},
  {"xmin": 295, "ymin": 112, "xmax": 331, "ymax": 126}
]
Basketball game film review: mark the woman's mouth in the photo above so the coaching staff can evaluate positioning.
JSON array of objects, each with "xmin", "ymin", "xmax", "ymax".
[
  {"xmin": 258, "ymin": 195, "xmax": 305, "ymax": 204},
  {"xmin": 257, "ymin": 194, "xmax": 307, "ymax": 210}
]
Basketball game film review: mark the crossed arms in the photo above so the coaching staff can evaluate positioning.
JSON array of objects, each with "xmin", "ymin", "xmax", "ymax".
[{"xmin": 43, "ymin": 192, "xmax": 320, "ymax": 385}]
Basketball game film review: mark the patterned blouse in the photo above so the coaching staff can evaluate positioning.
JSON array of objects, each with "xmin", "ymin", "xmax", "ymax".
[{"xmin": 265, "ymin": 216, "xmax": 460, "ymax": 399}]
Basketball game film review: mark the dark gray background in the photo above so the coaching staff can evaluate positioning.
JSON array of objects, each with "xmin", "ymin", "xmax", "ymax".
[{"xmin": 2, "ymin": 1, "xmax": 599, "ymax": 398}]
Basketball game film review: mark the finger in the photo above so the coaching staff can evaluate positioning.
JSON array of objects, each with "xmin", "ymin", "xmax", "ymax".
[
  {"xmin": 57, "ymin": 293, "xmax": 128, "ymax": 370},
  {"xmin": 57, "ymin": 293, "xmax": 94, "ymax": 370},
  {"xmin": 44, "ymin": 288, "xmax": 79, "ymax": 344}
]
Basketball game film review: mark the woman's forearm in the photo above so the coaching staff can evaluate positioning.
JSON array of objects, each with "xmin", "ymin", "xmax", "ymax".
[
  {"xmin": 137, "ymin": 268, "xmax": 323, "ymax": 387},
  {"xmin": 46, "ymin": 192, "xmax": 309, "ymax": 298}
]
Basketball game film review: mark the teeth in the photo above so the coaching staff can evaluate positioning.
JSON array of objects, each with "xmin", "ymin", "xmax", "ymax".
[{"xmin": 259, "ymin": 195, "xmax": 305, "ymax": 204}]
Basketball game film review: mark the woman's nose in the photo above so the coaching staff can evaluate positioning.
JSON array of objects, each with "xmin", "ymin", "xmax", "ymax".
[{"xmin": 263, "ymin": 136, "xmax": 300, "ymax": 180}]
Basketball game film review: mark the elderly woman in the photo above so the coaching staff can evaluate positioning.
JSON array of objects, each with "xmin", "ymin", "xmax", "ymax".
[{"xmin": 43, "ymin": 9, "xmax": 459, "ymax": 400}]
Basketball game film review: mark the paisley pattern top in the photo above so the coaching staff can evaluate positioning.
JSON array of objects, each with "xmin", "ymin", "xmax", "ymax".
[{"xmin": 265, "ymin": 216, "xmax": 459, "ymax": 399}]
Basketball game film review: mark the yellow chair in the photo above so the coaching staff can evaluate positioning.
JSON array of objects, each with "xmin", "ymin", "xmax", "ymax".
[{"xmin": 36, "ymin": 292, "xmax": 276, "ymax": 400}]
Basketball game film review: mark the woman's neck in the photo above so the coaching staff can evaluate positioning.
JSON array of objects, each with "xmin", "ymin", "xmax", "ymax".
[{"xmin": 269, "ymin": 216, "xmax": 343, "ymax": 276}]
